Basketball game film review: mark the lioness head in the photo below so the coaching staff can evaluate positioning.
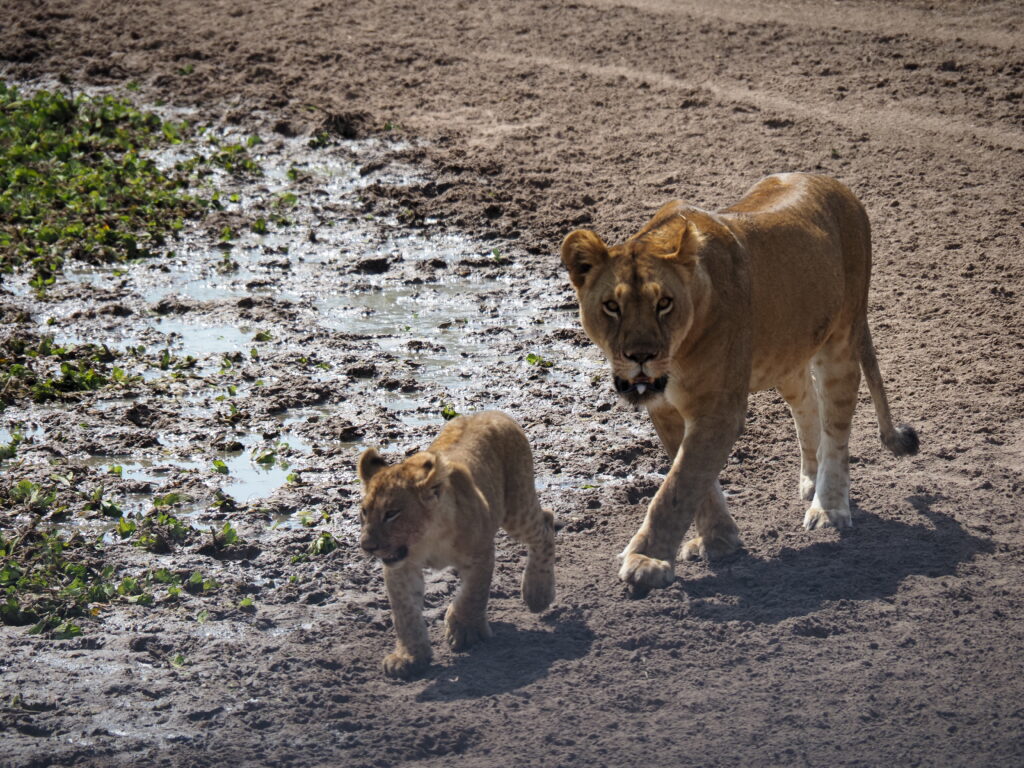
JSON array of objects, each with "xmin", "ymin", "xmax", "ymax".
[
  {"xmin": 357, "ymin": 448, "xmax": 449, "ymax": 565},
  {"xmin": 561, "ymin": 205, "xmax": 711, "ymax": 406}
]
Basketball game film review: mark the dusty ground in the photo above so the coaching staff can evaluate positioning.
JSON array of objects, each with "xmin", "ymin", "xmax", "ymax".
[{"xmin": 2, "ymin": 0, "xmax": 1024, "ymax": 765}]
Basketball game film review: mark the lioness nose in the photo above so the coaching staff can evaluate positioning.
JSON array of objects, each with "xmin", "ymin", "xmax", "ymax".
[{"xmin": 625, "ymin": 350, "xmax": 655, "ymax": 364}]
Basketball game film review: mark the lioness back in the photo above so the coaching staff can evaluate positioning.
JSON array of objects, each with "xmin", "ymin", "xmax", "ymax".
[{"xmin": 721, "ymin": 173, "xmax": 873, "ymax": 388}]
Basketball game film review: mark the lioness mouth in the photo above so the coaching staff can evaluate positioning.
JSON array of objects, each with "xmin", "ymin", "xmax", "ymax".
[
  {"xmin": 381, "ymin": 546, "xmax": 409, "ymax": 565},
  {"xmin": 614, "ymin": 375, "xmax": 668, "ymax": 397}
]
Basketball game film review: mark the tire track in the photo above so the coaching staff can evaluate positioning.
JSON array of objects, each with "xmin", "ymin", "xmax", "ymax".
[
  {"xmin": 584, "ymin": 0, "xmax": 1023, "ymax": 51},
  {"xmin": 479, "ymin": 50, "xmax": 1024, "ymax": 153}
]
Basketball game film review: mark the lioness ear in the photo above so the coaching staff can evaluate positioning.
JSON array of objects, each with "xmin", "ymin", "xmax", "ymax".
[
  {"xmin": 561, "ymin": 230, "xmax": 609, "ymax": 288},
  {"xmin": 672, "ymin": 217, "xmax": 704, "ymax": 270},
  {"xmin": 411, "ymin": 451, "xmax": 450, "ymax": 502},
  {"xmin": 357, "ymin": 448, "xmax": 388, "ymax": 484}
]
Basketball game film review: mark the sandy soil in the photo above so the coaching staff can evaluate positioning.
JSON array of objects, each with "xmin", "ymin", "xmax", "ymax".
[{"xmin": 1, "ymin": 1, "xmax": 1023, "ymax": 766}]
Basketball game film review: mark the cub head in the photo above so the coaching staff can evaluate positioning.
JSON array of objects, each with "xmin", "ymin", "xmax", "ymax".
[
  {"xmin": 357, "ymin": 448, "xmax": 450, "ymax": 565},
  {"xmin": 560, "ymin": 206, "xmax": 711, "ymax": 406}
]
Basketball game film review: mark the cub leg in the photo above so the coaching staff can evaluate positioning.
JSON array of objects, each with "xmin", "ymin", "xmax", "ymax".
[
  {"xmin": 804, "ymin": 343, "xmax": 861, "ymax": 530},
  {"xmin": 680, "ymin": 480, "xmax": 742, "ymax": 561},
  {"xmin": 445, "ymin": 547, "xmax": 495, "ymax": 651},
  {"xmin": 505, "ymin": 505, "xmax": 556, "ymax": 613},
  {"xmin": 779, "ymin": 366, "xmax": 822, "ymax": 502},
  {"xmin": 382, "ymin": 564, "xmax": 431, "ymax": 679}
]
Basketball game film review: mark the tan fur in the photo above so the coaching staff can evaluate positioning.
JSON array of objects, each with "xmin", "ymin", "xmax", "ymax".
[
  {"xmin": 358, "ymin": 411, "xmax": 555, "ymax": 678},
  {"xmin": 561, "ymin": 172, "xmax": 918, "ymax": 596}
]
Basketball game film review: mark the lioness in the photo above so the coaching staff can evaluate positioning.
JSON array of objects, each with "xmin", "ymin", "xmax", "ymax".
[
  {"xmin": 358, "ymin": 411, "xmax": 556, "ymax": 678},
  {"xmin": 560, "ymin": 172, "xmax": 918, "ymax": 596}
]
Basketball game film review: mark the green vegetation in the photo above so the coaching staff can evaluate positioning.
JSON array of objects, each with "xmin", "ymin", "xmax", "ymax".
[
  {"xmin": 0, "ymin": 335, "xmax": 120, "ymax": 409},
  {"xmin": 290, "ymin": 530, "xmax": 339, "ymax": 564},
  {"xmin": 0, "ymin": 489, "xmax": 233, "ymax": 636},
  {"xmin": 0, "ymin": 83, "xmax": 268, "ymax": 293},
  {"xmin": 0, "ymin": 431, "xmax": 22, "ymax": 460},
  {"xmin": 526, "ymin": 352, "xmax": 554, "ymax": 368},
  {"xmin": 0, "ymin": 83, "xmax": 201, "ymax": 289},
  {"xmin": 1, "ymin": 526, "xmax": 117, "ymax": 634},
  {"xmin": 131, "ymin": 507, "xmax": 191, "ymax": 553},
  {"xmin": 8, "ymin": 479, "xmax": 58, "ymax": 513}
]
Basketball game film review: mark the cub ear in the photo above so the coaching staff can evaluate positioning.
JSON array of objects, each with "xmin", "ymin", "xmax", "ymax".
[
  {"xmin": 561, "ymin": 229, "xmax": 609, "ymax": 289},
  {"xmin": 357, "ymin": 448, "xmax": 388, "ymax": 485},
  {"xmin": 671, "ymin": 217, "xmax": 704, "ymax": 271},
  {"xmin": 410, "ymin": 451, "xmax": 450, "ymax": 502}
]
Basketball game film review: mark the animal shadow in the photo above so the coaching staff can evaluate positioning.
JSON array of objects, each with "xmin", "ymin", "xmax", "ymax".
[
  {"xmin": 417, "ymin": 610, "xmax": 593, "ymax": 701},
  {"xmin": 677, "ymin": 494, "xmax": 993, "ymax": 624}
]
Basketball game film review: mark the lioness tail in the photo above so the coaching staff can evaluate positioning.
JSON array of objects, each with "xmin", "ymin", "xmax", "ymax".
[{"xmin": 859, "ymin": 324, "xmax": 920, "ymax": 457}]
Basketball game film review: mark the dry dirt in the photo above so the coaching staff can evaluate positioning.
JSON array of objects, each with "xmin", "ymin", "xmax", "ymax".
[{"xmin": 1, "ymin": 1, "xmax": 1023, "ymax": 766}]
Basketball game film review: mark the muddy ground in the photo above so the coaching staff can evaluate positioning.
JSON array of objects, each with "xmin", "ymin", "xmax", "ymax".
[{"xmin": 2, "ymin": 0, "xmax": 1024, "ymax": 765}]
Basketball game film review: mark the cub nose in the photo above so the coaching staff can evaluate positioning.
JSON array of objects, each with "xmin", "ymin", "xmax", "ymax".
[
  {"xmin": 360, "ymin": 535, "xmax": 379, "ymax": 553},
  {"xmin": 624, "ymin": 349, "xmax": 655, "ymax": 364}
]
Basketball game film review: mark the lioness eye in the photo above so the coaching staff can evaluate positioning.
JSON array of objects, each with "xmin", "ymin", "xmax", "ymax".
[
  {"xmin": 384, "ymin": 509, "xmax": 401, "ymax": 523},
  {"xmin": 603, "ymin": 300, "xmax": 620, "ymax": 315},
  {"xmin": 657, "ymin": 296, "xmax": 673, "ymax": 312}
]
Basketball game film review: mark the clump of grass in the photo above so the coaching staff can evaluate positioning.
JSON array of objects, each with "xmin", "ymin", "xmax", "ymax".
[
  {"xmin": 0, "ymin": 431, "xmax": 21, "ymax": 460},
  {"xmin": 290, "ymin": 531, "xmax": 339, "ymax": 564},
  {"xmin": 0, "ymin": 83, "xmax": 205, "ymax": 289},
  {"xmin": 0, "ymin": 334, "xmax": 120, "ymax": 409},
  {"xmin": 0, "ymin": 83, "xmax": 267, "ymax": 292},
  {"xmin": 0, "ymin": 526, "xmax": 116, "ymax": 634},
  {"xmin": 8, "ymin": 479, "xmax": 58, "ymax": 514},
  {"xmin": 126, "ymin": 506, "xmax": 192, "ymax": 554}
]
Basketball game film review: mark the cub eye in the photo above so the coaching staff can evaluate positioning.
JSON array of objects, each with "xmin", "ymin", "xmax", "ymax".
[
  {"xmin": 603, "ymin": 300, "xmax": 620, "ymax": 316},
  {"xmin": 384, "ymin": 509, "xmax": 401, "ymax": 523},
  {"xmin": 657, "ymin": 296, "xmax": 673, "ymax": 313}
]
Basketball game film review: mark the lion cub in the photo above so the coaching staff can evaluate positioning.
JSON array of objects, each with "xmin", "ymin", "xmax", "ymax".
[{"xmin": 357, "ymin": 411, "xmax": 556, "ymax": 679}]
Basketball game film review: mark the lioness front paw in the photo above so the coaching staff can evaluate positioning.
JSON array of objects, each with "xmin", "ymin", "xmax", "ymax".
[
  {"xmin": 444, "ymin": 612, "xmax": 492, "ymax": 652},
  {"xmin": 382, "ymin": 651, "xmax": 429, "ymax": 679},
  {"xmin": 681, "ymin": 530, "xmax": 742, "ymax": 561},
  {"xmin": 802, "ymin": 502, "xmax": 852, "ymax": 530},
  {"xmin": 618, "ymin": 552, "xmax": 675, "ymax": 597}
]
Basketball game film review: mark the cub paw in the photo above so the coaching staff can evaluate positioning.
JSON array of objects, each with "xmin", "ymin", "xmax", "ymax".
[
  {"xmin": 382, "ymin": 651, "xmax": 429, "ymax": 679},
  {"xmin": 618, "ymin": 552, "xmax": 675, "ymax": 598},
  {"xmin": 444, "ymin": 610, "xmax": 492, "ymax": 652},
  {"xmin": 681, "ymin": 530, "xmax": 742, "ymax": 561},
  {"xmin": 802, "ymin": 502, "xmax": 852, "ymax": 530},
  {"xmin": 521, "ymin": 566, "xmax": 555, "ymax": 613}
]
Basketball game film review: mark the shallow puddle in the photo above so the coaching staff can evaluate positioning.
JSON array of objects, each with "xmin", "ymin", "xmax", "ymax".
[{"xmin": 3, "ymin": 118, "xmax": 601, "ymax": 539}]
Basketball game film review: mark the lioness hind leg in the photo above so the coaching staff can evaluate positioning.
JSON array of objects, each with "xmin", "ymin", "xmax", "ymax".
[
  {"xmin": 681, "ymin": 480, "xmax": 742, "ymax": 561},
  {"xmin": 804, "ymin": 344, "xmax": 861, "ymax": 530},
  {"xmin": 507, "ymin": 507, "xmax": 556, "ymax": 613},
  {"xmin": 779, "ymin": 366, "xmax": 821, "ymax": 502}
]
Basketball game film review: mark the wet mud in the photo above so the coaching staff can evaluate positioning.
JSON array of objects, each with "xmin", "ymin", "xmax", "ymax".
[{"xmin": 1, "ymin": 1, "xmax": 1023, "ymax": 766}]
